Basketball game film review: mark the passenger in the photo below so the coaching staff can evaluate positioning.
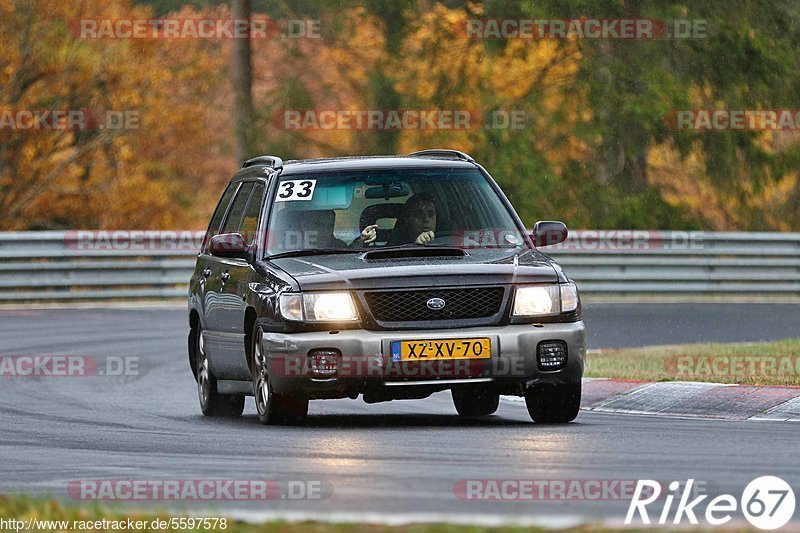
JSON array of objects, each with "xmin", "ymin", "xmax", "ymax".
[
  {"xmin": 298, "ymin": 209, "xmax": 348, "ymax": 248},
  {"xmin": 361, "ymin": 193, "xmax": 437, "ymax": 246}
]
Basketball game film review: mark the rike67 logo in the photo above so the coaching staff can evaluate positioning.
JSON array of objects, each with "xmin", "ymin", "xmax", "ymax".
[{"xmin": 626, "ymin": 477, "xmax": 796, "ymax": 530}]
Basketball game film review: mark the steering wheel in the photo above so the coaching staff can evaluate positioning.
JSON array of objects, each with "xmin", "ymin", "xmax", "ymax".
[{"xmin": 424, "ymin": 231, "xmax": 458, "ymax": 246}]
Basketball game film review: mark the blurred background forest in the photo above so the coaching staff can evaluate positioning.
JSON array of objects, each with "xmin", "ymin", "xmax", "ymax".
[{"xmin": 1, "ymin": 0, "xmax": 799, "ymax": 231}]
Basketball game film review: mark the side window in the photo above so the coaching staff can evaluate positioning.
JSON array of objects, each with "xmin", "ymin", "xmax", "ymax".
[
  {"xmin": 239, "ymin": 182, "xmax": 266, "ymax": 246},
  {"xmin": 221, "ymin": 182, "xmax": 255, "ymax": 234},
  {"xmin": 202, "ymin": 183, "xmax": 238, "ymax": 253}
]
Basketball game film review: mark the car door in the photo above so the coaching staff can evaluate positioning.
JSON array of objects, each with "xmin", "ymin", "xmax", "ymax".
[
  {"xmin": 194, "ymin": 181, "xmax": 238, "ymax": 331},
  {"xmin": 202, "ymin": 181, "xmax": 254, "ymax": 372},
  {"xmin": 215, "ymin": 181, "xmax": 267, "ymax": 379}
]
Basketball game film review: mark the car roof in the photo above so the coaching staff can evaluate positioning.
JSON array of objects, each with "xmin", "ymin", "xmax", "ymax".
[
  {"xmin": 231, "ymin": 154, "xmax": 479, "ymax": 182},
  {"xmin": 279, "ymin": 155, "xmax": 477, "ymax": 176}
]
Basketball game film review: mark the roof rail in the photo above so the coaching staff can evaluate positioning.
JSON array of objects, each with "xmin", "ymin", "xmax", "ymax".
[
  {"xmin": 407, "ymin": 149, "xmax": 475, "ymax": 163},
  {"xmin": 242, "ymin": 155, "xmax": 283, "ymax": 170}
]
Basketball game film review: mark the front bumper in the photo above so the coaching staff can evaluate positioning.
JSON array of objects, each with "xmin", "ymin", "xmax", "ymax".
[{"xmin": 260, "ymin": 321, "xmax": 586, "ymax": 399}]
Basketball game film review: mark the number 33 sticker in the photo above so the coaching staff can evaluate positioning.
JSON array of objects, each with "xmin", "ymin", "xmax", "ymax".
[{"xmin": 275, "ymin": 180, "xmax": 316, "ymax": 202}]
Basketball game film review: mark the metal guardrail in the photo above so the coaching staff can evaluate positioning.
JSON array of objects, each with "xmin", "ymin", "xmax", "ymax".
[
  {"xmin": 546, "ymin": 230, "xmax": 800, "ymax": 295},
  {"xmin": 0, "ymin": 231, "xmax": 201, "ymax": 301},
  {"xmin": 0, "ymin": 230, "xmax": 798, "ymax": 301}
]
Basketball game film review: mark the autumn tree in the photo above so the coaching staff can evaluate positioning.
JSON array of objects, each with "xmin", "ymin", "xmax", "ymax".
[{"xmin": 0, "ymin": 0, "xmax": 234, "ymax": 230}]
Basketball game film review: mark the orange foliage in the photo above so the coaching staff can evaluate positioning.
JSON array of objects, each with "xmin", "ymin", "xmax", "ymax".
[
  {"xmin": 2, "ymin": 0, "xmax": 798, "ymax": 231},
  {"xmin": 0, "ymin": 0, "xmax": 233, "ymax": 230}
]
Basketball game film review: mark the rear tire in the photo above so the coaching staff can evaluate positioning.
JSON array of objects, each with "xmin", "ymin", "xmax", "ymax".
[
  {"xmin": 452, "ymin": 386, "xmax": 500, "ymax": 417},
  {"xmin": 252, "ymin": 327, "xmax": 308, "ymax": 425},
  {"xmin": 525, "ymin": 382, "xmax": 581, "ymax": 423},
  {"xmin": 195, "ymin": 325, "xmax": 245, "ymax": 417}
]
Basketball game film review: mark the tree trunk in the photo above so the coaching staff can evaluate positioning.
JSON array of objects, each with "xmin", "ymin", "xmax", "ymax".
[{"xmin": 231, "ymin": 0, "xmax": 254, "ymax": 164}]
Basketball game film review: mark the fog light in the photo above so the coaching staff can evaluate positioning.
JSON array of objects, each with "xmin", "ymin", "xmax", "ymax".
[
  {"xmin": 537, "ymin": 341, "xmax": 567, "ymax": 371},
  {"xmin": 308, "ymin": 349, "xmax": 340, "ymax": 378}
]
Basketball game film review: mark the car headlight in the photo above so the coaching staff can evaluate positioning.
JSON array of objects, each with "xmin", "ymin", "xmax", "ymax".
[
  {"xmin": 512, "ymin": 283, "xmax": 579, "ymax": 317},
  {"xmin": 279, "ymin": 292, "xmax": 359, "ymax": 322},
  {"xmin": 560, "ymin": 282, "xmax": 579, "ymax": 313}
]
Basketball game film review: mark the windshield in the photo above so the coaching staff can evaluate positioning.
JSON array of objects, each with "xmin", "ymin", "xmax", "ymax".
[{"xmin": 265, "ymin": 167, "xmax": 529, "ymax": 256}]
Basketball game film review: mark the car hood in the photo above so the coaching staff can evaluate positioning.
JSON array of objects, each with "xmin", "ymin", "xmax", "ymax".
[{"xmin": 270, "ymin": 248, "xmax": 559, "ymax": 291}]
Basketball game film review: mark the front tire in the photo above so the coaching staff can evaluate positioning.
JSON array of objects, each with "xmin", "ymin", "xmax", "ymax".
[
  {"xmin": 525, "ymin": 382, "xmax": 581, "ymax": 423},
  {"xmin": 195, "ymin": 325, "xmax": 245, "ymax": 417},
  {"xmin": 252, "ymin": 327, "xmax": 308, "ymax": 425},
  {"xmin": 452, "ymin": 385, "xmax": 500, "ymax": 417}
]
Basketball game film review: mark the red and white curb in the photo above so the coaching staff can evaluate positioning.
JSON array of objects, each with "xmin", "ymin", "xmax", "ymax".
[{"xmin": 505, "ymin": 378, "xmax": 800, "ymax": 420}]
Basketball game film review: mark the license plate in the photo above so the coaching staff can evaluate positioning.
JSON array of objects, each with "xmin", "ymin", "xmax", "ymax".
[{"xmin": 390, "ymin": 338, "xmax": 491, "ymax": 362}]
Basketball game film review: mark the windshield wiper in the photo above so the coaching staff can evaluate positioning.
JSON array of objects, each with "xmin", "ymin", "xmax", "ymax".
[{"xmin": 266, "ymin": 248, "xmax": 359, "ymax": 260}]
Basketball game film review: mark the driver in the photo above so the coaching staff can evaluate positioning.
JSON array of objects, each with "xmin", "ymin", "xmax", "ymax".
[{"xmin": 361, "ymin": 193, "xmax": 437, "ymax": 246}]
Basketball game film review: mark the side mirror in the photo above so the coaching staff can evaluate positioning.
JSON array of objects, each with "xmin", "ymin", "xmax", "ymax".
[
  {"xmin": 531, "ymin": 221, "xmax": 568, "ymax": 247},
  {"xmin": 209, "ymin": 233, "xmax": 250, "ymax": 259}
]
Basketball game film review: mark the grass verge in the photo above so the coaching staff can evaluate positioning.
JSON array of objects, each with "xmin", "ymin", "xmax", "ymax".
[
  {"xmin": 0, "ymin": 495, "xmax": 764, "ymax": 533},
  {"xmin": 585, "ymin": 338, "xmax": 800, "ymax": 386},
  {"xmin": 2, "ymin": 494, "xmax": 525, "ymax": 532}
]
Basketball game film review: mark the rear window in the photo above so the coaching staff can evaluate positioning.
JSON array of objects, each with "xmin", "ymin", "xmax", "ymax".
[
  {"xmin": 221, "ymin": 182, "xmax": 255, "ymax": 234},
  {"xmin": 201, "ymin": 182, "xmax": 237, "ymax": 252}
]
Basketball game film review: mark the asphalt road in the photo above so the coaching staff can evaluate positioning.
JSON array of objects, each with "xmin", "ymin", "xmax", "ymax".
[
  {"xmin": 583, "ymin": 302, "xmax": 800, "ymax": 348},
  {"xmin": 0, "ymin": 304, "xmax": 798, "ymax": 525}
]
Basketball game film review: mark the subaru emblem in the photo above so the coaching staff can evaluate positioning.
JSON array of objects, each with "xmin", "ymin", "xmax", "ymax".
[{"xmin": 426, "ymin": 297, "xmax": 446, "ymax": 310}]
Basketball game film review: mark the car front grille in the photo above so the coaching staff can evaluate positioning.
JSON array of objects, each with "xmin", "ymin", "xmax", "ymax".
[{"xmin": 363, "ymin": 287, "xmax": 505, "ymax": 323}]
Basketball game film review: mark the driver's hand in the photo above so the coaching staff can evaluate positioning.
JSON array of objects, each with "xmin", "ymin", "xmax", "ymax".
[
  {"xmin": 361, "ymin": 224, "xmax": 378, "ymax": 245},
  {"xmin": 415, "ymin": 231, "xmax": 435, "ymax": 245}
]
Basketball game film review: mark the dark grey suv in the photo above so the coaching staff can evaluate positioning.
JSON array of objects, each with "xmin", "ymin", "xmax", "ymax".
[{"xmin": 188, "ymin": 150, "xmax": 585, "ymax": 424}]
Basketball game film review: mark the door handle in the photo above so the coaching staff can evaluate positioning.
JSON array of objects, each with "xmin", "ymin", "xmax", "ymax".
[
  {"xmin": 203, "ymin": 268, "xmax": 212, "ymax": 278},
  {"xmin": 220, "ymin": 271, "xmax": 230, "ymax": 283}
]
